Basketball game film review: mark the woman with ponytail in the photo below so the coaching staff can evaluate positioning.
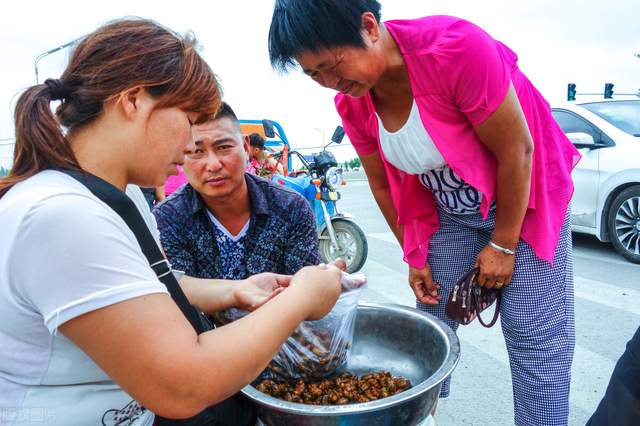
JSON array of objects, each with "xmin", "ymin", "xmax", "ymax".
[{"xmin": 0, "ymin": 18, "xmax": 341, "ymax": 425}]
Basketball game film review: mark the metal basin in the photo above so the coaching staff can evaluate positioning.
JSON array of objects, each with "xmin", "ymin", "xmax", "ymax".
[{"xmin": 242, "ymin": 302, "xmax": 460, "ymax": 426}]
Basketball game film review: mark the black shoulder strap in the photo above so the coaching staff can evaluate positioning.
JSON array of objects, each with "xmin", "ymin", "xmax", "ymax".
[{"xmin": 59, "ymin": 169, "xmax": 207, "ymax": 334}]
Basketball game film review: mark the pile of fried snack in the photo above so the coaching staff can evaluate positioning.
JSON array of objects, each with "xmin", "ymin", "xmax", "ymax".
[{"xmin": 256, "ymin": 371, "xmax": 412, "ymax": 405}]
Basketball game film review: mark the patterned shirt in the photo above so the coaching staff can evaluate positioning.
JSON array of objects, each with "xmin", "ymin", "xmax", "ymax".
[
  {"xmin": 419, "ymin": 166, "xmax": 484, "ymax": 215},
  {"xmin": 152, "ymin": 173, "xmax": 320, "ymax": 279}
]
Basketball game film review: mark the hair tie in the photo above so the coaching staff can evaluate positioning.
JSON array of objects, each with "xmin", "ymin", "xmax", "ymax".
[{"xmin": 44, "ymin": 78, "xmax": 69, "ymax": 101}]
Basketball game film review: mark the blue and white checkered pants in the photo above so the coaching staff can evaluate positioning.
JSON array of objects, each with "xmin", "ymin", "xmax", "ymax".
[{"xmin": 417, "ymin": 206, "xmax": 575, "ymax": 426}]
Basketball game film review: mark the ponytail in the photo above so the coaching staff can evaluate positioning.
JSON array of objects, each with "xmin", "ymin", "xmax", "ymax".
[{"xmin": 0, "ymin": 80, "xmax": 80, "ymax": 198}]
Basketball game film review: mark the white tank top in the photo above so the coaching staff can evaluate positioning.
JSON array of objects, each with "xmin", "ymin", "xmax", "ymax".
[
  {"xmin": 377, "ymin": 100, "xmax": 486, "ymax": 215},
  {"xmin": 377, "ymin": 100, "xmax": 446, "ymax": 174}
]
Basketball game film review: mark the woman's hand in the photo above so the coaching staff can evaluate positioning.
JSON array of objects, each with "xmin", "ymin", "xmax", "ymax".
[
  {"xmin": 234, "ymin": 273, "xmax": 292, "ymax": 311},
  {"xmin": 475, "ymin": 245, "xmax": 515, "ymax": 289},
  {"xmin": 408, "ymin": 265, "xmax": 441, "ymax": 305},
  {"xmin": 291, "ymin": 264, "xmax": 342, "ymax": 320}
]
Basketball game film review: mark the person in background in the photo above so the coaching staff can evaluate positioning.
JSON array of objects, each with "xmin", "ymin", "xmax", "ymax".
[
  {"xmin": 246, "ymin": 132, "xmax": 283, "ymax": 176},
  {"xmin": 163, "ymin": 164, "xmax": 188, "ymax": 196},
  {"xmin": 586, "ymin": 326, "xmax": 640, "ymax": 425},
  {"xmin": 268, "ymin": 1, "xmax": 580, "ymax": 425}
]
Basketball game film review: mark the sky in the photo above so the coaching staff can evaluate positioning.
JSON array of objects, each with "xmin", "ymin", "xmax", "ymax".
[{"xmin": 1, "ymin": 0, "xmax": 639, "ymax": 168}]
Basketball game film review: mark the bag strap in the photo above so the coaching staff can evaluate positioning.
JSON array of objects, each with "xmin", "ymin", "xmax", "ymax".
[
  {"xmin": 475, "ymin": 287, "xmax": 501, "ymax": 328},
  {"xmin": 59, "ymin": 169, "xmax": 207, "ymax": 334}
]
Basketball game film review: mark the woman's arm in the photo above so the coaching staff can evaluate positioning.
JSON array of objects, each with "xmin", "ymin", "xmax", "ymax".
[
  {"xmin": 360, "ymin": 151, "xmax": 403, "ymax": 245},
  {"xmin": 360, "ymin": 151, "xmax": 440, "ymax": 304},
  {"xmin": 60, "ymin": 265, "xmax": 341, "ymax": 419},
  {"xmin": 473, "ymin": 83, "xmax": 533, "ymax": 287}
]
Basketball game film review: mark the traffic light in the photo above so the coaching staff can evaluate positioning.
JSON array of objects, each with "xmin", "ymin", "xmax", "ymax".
[
  {"xmin": 604, "ymin": 83, "xmax": 614, "ymax": 99},
  {"xmin": 567, "ymin": 83, "xmax": 577, "ymax": 101}
]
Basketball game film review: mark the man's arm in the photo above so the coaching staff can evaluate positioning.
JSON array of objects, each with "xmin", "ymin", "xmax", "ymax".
[{"xmin": 180, "ymin": 273, "xmax": 293, "ymax": 314}]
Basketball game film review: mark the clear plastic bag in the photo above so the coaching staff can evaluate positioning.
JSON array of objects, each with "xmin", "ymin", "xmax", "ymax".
[{"xmin": 218, "ymin": 271, "xmax": 367, "ymax": 381}]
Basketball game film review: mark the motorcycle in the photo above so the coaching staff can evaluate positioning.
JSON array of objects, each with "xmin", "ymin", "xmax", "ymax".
[{"xmin": 259, "ymin": 120, "xmax": 368, "ymax": 273}]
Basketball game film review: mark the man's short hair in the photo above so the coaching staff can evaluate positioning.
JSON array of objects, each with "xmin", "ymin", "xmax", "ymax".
[
  {"xmin": 248, "ymin": 133, "xmax": 265, "ymax": 149},
  {"xmin": 211, "ymin": 101, "xmax": 241, "ymax": 133}
]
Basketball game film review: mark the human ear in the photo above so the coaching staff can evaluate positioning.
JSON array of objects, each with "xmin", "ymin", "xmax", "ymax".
[
  {"xmin": 361, "ymin": 12, "xmax": 381, "ymax": 43},
  {"xmin": 115, "ymin": 86, "xmax": 153, "ymax": 122},
  {"xmin": 243, "ymin": 135, "xmax": 251, "ymax": 154}
]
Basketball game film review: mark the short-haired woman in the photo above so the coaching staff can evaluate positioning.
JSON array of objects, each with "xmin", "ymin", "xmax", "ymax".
[{"xmin": 268, "ymin": 1, "xmax": 580, "ymax": 425}]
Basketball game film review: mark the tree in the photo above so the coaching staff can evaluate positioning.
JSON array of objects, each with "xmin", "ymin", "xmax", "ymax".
[
  {"xmin": 0, "ymin": 166, "xmax": 9, "ymax": 177},
  {"xmin": 342, "ymin": 161, "xmax": 350, "ymax": 171},
  {"xmin": 348, "ymin": 158, "xmax": 361, "ymax": 170}
]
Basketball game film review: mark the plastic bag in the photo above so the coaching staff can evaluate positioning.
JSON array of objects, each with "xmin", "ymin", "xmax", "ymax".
[{"xmin": 218, "ymin": 271, "xmax": 366, "ymax": 381}]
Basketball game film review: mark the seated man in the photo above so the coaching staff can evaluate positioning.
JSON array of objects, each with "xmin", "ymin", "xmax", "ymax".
[
  {"xmin": 153, "ymin": 103, "xmax": 320, "ymax": 280},
  {"xmin": 247, "ymin": 133, "xmax": 283, "ymax": 176}
]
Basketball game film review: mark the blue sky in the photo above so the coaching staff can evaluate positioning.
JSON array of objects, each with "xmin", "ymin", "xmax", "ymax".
[{"xmin": 1, "ymin": 0, "xmax": 638, "ymax": 167}]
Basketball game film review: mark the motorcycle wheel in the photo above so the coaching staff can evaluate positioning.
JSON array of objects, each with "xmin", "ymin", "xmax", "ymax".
[{"xmin": 319, "ymin": 219, "xmax": 368, "ymax": 273}]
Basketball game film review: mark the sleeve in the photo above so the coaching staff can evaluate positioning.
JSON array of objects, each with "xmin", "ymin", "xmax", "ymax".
[
  {"xmin": 152, "ymin": 204, "xmax": 197, "ymax": 276},
  {"xmin": 283, "ymin": 195, "xmax": 321, "ymax": 274},
  {"xmin": 11, "ymin": 194, "xmax": 168, "ymax": 334},
  {"xmin": 334, "ymin": 94, "xmax": 379, "ymax": 156},
  {"xmin": 436, "ymin": 19, "xmax": 512, "ymax": 125}
]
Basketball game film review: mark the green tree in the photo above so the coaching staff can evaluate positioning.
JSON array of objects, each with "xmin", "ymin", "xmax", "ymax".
[
  {"xmin": 348, "ymin": 158, "xmax": 361, "ymax": 169},
  {"xmin": 0, "ymin": 166, "xmax": 9, "ymax": 177}
]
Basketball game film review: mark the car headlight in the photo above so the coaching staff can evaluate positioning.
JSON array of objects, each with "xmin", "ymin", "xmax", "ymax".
[{"xmin": 325, "ymin": 166, "xmax": 343, "ymax": 190}]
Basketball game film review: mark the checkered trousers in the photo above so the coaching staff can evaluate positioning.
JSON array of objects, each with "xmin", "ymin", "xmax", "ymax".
[{"xmin": 417, "ymin": 206, "xmax": 575, "ymax": 426}]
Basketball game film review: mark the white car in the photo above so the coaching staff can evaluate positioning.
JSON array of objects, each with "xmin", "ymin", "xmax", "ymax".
[{"xmin": 552, "ymin": 99, "xmax": 640, "ymax": 263}]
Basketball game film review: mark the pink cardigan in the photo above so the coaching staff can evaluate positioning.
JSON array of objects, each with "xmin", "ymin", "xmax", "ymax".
[{"xmin": 335, "ymin": 16, "xmax": 580, "ymax": 268}]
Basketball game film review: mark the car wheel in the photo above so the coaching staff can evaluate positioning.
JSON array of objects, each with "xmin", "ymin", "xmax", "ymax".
[{"xmin": 607, "ymin": 185, "xmax": 640, "ymax": 264}]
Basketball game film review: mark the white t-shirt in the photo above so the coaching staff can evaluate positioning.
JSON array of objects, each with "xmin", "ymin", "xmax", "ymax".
[{"xmin": 0, "ymin": 171, "xmax": 168, "ymax": 426}]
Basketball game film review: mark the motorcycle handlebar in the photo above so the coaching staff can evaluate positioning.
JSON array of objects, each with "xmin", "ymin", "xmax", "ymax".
[{"xmin": 273, "ymin": 150, "xmax": 310, "ymax": 167}]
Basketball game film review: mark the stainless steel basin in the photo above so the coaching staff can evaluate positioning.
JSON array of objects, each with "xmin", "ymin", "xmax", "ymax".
[{"xmin": 242, "ymin": 302, "xmax": 460, "ymax": 426}]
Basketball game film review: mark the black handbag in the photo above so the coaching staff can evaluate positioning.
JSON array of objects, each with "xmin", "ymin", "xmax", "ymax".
[{"xmin": 60, "ymin": 169, "xmax": 256, "ymax": 426}]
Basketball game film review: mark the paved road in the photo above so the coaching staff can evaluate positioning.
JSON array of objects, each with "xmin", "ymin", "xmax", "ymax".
[{"xmin": 338, "ymin": 179, "xmax": 640, "ymax": 426}]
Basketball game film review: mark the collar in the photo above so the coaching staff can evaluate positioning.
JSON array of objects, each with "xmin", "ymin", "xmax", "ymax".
[{"xmin": 185, "ymin": 172, "xmax": 271, "ymax": 218}]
